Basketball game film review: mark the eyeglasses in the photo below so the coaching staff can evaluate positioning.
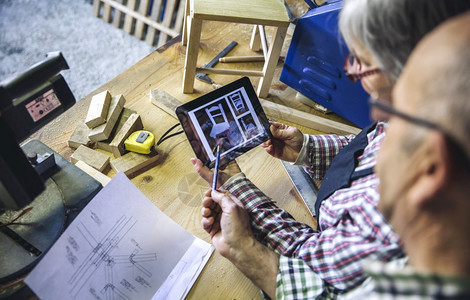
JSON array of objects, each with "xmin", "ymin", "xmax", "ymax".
[
  {"xmin": 369, "ymin": 97, "xmax": 441, "ymax": 131},
  {"xmin": 344, "ymin": 54, "xmax": 382, "ymax": 82},
  {"xmin": 369, "ymin": 96, "xmax": 470, "ymax": 173}
]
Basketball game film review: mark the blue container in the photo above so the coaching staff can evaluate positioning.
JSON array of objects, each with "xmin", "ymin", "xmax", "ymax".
[{"xmin": 280, "ymin": 0, "xmax": 372, "ymax": 128}]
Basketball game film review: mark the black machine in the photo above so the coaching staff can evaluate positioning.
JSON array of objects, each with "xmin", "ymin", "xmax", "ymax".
[{"xmin": 0, "ymin": 52, "xmax": 101, "ymax": 298}]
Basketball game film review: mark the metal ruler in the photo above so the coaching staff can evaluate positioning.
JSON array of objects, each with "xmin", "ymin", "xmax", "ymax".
[{"xmin": 281, "ymin": 161, "xmax": 318, "ymax": 216}]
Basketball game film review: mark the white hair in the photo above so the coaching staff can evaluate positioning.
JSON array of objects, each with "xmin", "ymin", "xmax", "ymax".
[{"xmin": 338, "ymin": 0, "xmax": 470, "ymax": 82}]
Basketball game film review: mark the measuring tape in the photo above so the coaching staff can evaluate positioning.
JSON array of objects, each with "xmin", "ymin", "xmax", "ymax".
[{"xmin": 124, "ymin": 130, "xmax": 155, "ymax": 154}]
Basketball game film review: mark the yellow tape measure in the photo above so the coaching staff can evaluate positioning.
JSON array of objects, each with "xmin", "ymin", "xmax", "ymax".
[{"xmin": 124, "ymin": 130, "xmax": 155, "ymax": 154}]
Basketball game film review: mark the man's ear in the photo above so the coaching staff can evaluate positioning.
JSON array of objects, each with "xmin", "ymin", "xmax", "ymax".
[{"xmin": 407, "ymin": 131, "xmax": 450, "ymax": 207}]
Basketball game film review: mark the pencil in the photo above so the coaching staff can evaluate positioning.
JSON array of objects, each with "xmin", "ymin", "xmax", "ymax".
[{"xmin": 212, "ymin": 145, "xmax": 220, "ymax": 190}]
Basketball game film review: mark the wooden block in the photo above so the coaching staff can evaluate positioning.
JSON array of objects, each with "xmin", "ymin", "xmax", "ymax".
[
  {"xmin": 95, "ymin": 141, "xmax": 113, "ymax": 153},
  {"xmin": 68, "ymin": 121, "xmax": 92, "ymax": 149},
  {"xmin": 109, "ymin": 113, "xmax": 143, "ymax": 157},
  {"xmin": 110, "ymin": 151, "xmax": 159, "ymax": 178},
  {"xmin": 88, "ymin": 94, "xmax": 126, "ymax": 142},
  {"xmin": 149, "ymin": 89, "xmax": 181, "ymax": 119},
  {"xmin": 85, "ymin": 90, "xmax": 111, "ymax": 128},
  {"xmin": 71, "ymin": 145, "xmax": 110, "ymax": 172},
  {"xmin": 74, "ymin": 160, "xmax": 111, "ymax": 186},
  {"xmin": 94, "ymin": 108, "xmax": 138, "ymax": 153}
]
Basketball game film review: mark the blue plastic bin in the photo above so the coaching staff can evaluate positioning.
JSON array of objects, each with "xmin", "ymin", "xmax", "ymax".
[{"xmin": 280, "ymin": 0, "xmax": 372, "ymax": 128}]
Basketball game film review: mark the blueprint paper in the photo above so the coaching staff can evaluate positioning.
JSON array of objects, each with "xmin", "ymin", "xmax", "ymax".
[
  {"xmin": 152, "ymin": 238, "xmax": 213, "ymax": 299},
  {"xmin": 25, "ymin": 172, "xmax": 214, "ymax": 300}
]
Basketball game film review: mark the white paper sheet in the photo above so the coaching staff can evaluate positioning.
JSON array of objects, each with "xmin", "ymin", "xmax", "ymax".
[{"xmin": 25, "ymin": 172, "xmax": 213, "ymax": 300}]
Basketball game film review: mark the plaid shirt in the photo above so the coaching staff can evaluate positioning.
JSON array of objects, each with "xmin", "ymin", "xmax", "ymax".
[
  {"xmin": 223, "ymin": 122, "xmax": 405, "ymax": 299},
  {"xmin": 359, "ymin": 260, "xmax": 470, "ymax": 299}
]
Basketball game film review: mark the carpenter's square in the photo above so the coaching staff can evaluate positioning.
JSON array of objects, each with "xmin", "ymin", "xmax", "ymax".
[
  {"xmin": 195, "ymin": 41, "xmax": 238, "ymax": 86},
  {"xmin": 281, "ymin": 161, "xmax": 319, "ymax": 217}
]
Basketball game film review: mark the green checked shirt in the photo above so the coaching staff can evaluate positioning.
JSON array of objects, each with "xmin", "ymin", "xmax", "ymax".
[{"xmin": 344, "ymin": 259, "xmax": 470, "ymax": 299}]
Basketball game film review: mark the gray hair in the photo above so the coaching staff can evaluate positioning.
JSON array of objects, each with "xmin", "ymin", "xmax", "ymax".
[{"xmin": 339, "ymin": 0, "xmax": 470, "ymax": 82}]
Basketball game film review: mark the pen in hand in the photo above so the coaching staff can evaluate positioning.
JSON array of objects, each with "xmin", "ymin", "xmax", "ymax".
[{"xmin": 212, "ymin": 145, "xmax": 220, "ymax": 190}]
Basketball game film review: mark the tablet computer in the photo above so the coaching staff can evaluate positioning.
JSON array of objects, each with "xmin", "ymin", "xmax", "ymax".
[{"xmin": 176, "ymin": 77, "xmax": 272, "ymax": 168}]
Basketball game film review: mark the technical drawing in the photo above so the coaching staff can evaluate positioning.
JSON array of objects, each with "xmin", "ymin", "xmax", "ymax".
[{"xmin": 68, "ymin": 215, "xmax": 158, "ymax": 300}]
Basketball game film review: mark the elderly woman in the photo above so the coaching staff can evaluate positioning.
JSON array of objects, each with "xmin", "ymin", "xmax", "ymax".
[{"xmin": 191, "ymin": 0, "xmax": 470, "ymax": 298}]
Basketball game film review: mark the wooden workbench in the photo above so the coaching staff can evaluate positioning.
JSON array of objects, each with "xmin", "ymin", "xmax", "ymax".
[{"xmin": 28, "ymin": 21, "xmax": 352, "ymax": 299}]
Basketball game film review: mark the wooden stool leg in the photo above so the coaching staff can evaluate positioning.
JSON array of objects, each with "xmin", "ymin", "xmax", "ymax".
[
  {"xmin": 182, "ymin": 17, "xmax": 202, "ymax": 94},
  {"xmin": 257, "ymin": 26, "xmax": 287, "ymax": 98},
  {"xmin": 250, "ymin": 25, "xmax": 261, "ymax": 51},
  {"xmin": 182, "ymin": 0, "xmax": 190, "ymax": 45}
]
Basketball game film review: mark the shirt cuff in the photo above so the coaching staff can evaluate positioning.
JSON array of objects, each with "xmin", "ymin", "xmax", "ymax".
[
  {"xmin": 293, "ymin": 134, "xmax": 310, "ymax": 166},
  {"xmin": 221, "ymin": 172, "xmax": 245, "ymax": 190},
  {"xmin": 276, "ymin": 255, "xmax": 326, "ymax": 299}
]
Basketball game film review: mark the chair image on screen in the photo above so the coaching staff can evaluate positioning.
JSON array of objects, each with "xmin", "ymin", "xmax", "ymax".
[
  {"xmin": 228, "ymin": 92, "xmax": 246, "ymax": 114},
  {"xmin": 206, "ymin": 104, "xmax": 231, "ymax": 142},
  {"xmin": 241, "ymin": 118, "xmax": 257, "ymax": 139}
]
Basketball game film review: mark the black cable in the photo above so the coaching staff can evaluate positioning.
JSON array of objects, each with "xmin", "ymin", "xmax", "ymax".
[{"xmin": 156, "ymin": 123, "xmax": 184, "ymax": 146}]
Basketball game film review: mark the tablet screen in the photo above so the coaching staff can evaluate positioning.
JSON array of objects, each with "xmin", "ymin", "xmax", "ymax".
[{"xmin": 176, "ymin": 77, "xmax": 271, "ymax": 168}]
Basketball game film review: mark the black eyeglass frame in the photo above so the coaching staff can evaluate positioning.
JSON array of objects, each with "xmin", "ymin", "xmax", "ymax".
[
  {"xmin": 344, "ymin": 54, "xmax": 382, "ymax": 83},
  {"xmin": 369, "ymin": 97, "xmax": 470, "ymax": 173}
]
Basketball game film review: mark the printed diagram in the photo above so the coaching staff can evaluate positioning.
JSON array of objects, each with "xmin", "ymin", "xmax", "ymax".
[{"xmin": 68, "ymin": 215, "xmax": 158, "ymax": 300}]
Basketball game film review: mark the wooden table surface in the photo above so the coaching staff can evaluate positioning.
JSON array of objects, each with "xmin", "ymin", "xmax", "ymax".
[{"xmin": 28, "ymin": 21, "xmax": 350, "ymax": 299}]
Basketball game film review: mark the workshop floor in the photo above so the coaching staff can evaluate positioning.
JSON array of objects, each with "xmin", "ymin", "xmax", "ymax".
[{"xmin": 0, "ymin": 0, "xmax": 154, "ymax": 101}]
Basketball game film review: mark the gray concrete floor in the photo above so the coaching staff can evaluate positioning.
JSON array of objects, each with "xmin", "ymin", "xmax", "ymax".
[{"xmin": 0, "ymin": 0, "xmax": 154, "ymax": 100}]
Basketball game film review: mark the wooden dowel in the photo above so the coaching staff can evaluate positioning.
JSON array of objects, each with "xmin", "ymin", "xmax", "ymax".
[
  {"xmin": 196, "ymin": 67, "xmax": 264, "ymax": 77},
  {"xmin": 219, "ymin": 56, "xmax": 265, "ymax": 63}
]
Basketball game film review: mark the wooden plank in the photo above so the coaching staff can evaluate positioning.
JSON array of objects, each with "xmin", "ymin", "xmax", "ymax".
[
  {"xmin": 68, "ymin": 121, "xmax": 92, "ymax": 149},
  {"xmin": 71, "ymin": 145, "xmax": 110, "ymax": 172},
  {"xmin": 149, "ymin": 89, "xmax": 180, "ymax": 119},
  {"xmin": 103, "ymin": 2, "xmax": 112, "ymax": 23},
  {"xmin": 89, "ymin": 94, "xmax": 126, "ymax": 142},
  {"xmin": 74, "ymin": 160, "xmax": 111, "ymax": 186},
  {"xmin": 135, "ymin": 0, "xmax": 150, "ymax": 39},
  {"xmin": 145, "ymin": 0, "xmax": 163, "ymax": 45},
  {"xmin": 110, "ymin": 151, "xmax": 159, "ymax": 177},
  {"xmin": 112, "ymin": 0, "xmax": 124, "ymax": 28},
  {"xmin": 109, "ymin": 113, "xmax": 143, "ymax": 157},
  {"xmin": 157, "ymin": 0, "xmax": 177, "ymax": 47},
  {"xmin": 123, "ymin": 0, "xmax": 137, "ymax": 33},
  {"xmin": 85, "ymin": 90, "xmax": 111, "ymax": 128},
  {"xmin": 92, "ymin": 0, "xmax": 102, "ymax": 17},
  {"xmin": 173, "ymin": 0, "xmax": 186, "ymax": 34},
  {"xmin": 260, "ymin": 99, "xmax": 361, "ymax": 135}
]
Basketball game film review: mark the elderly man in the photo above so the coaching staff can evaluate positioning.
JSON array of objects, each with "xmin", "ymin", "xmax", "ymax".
[{"xmin": 364, "ymin": 10, "xmax": 470, "ymax": 298}]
